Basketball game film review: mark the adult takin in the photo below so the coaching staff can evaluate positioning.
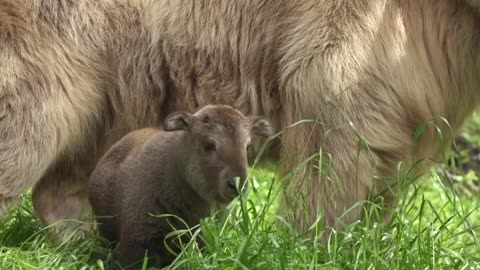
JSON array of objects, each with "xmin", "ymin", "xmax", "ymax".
[
  {"xmin": 2, "ymin": 0, "xmax": 480, "ymax": 240},
  {"xmin": 88, "ymin": 105, "xmax": 273, "ymax": 268}
]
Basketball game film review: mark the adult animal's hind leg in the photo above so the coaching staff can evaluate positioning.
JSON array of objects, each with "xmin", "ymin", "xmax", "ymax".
[
  {"xmin": 32, "ymin": 161, "xmax": 95, "ymax": 242},
  {"xmin": 0, "ymin": 90, "xmax": 68, "ymax": 219}
]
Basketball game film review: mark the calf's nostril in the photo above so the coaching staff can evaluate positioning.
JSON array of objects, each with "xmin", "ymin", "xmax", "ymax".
[{"xmin": 227, "ymin": 178, "xmax": 237, "ymax": 189}]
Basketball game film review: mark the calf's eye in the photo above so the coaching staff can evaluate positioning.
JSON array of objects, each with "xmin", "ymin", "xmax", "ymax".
[{"xmin": 204, "ymin": 141, "xmax": 216, "ymax": 152}]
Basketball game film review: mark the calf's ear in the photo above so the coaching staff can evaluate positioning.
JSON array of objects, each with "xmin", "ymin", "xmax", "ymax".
[
  {"xmin": 164, "ymin": 112, "xmax": 193, "ymax": 131},
  {"xmin": 249, "ymin": 117, "xmax": 274, "ymax": 138}
]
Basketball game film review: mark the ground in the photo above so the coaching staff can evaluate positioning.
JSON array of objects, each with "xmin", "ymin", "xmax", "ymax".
[{"xmin": 1, "ymin": 113, "xmax": 480, "ymax": 270}]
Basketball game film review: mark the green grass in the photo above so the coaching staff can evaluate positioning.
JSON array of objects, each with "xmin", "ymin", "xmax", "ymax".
[{"xmin": 2, "ymin": 117, "xmax": 480, "ymax": 269}]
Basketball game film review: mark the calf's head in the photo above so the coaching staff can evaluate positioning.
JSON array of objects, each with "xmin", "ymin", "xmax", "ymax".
[{"xmin": 163, "ymin": 105, "xmax": 274, "ymax": 204}]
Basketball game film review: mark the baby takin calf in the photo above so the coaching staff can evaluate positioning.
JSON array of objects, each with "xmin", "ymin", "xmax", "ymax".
[{"xmin": 88, "ymin": 105, "xmax": 274, "ymax": 268}]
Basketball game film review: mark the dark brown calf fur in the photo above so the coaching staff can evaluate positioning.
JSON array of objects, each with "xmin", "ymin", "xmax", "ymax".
[{"xmin": 88, "ymin": 105, "xmax": 273, "ymax": 268}]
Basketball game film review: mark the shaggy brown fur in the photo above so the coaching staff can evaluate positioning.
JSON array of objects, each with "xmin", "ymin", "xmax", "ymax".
[
  {"xmin": 88, "ymin": 105, "xmax": 273, "ymax": 268},
  {"xmin": 1, "ymin": 0, "xmax": 480, "ymax": 239}
]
